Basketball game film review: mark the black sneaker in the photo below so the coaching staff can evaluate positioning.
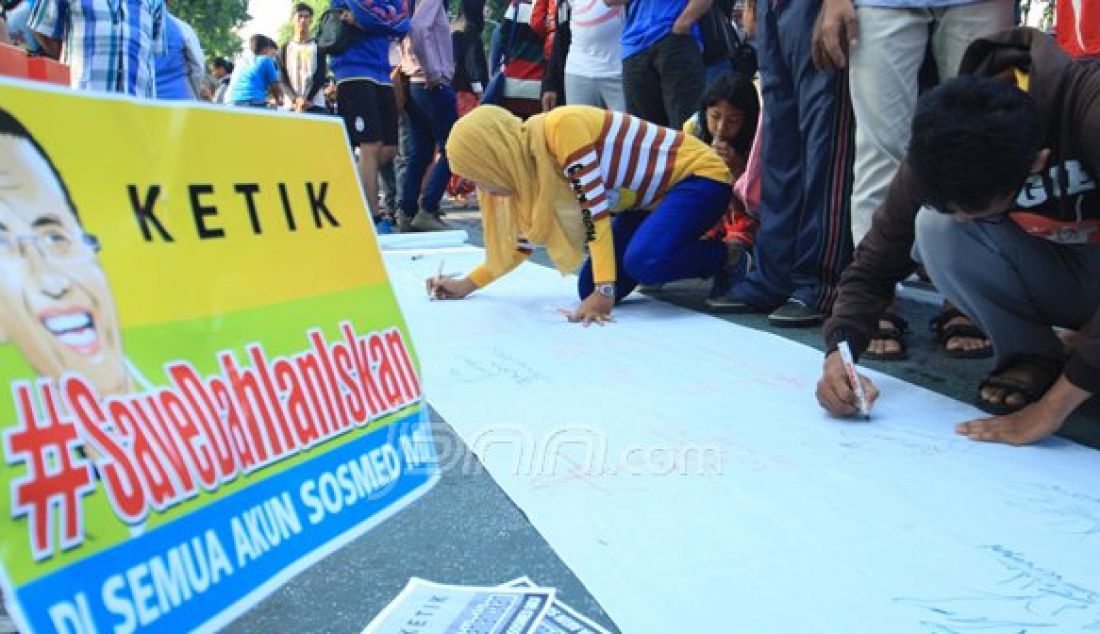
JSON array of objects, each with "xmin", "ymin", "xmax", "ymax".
[
  {"xmin": 704, "ymin": 250, "xmax": 756, "ymax": 312},
  {"xmin": 767, "ymin": 298, "xmax": 824, "ymax": 328},
  {"xmin": 705, "ymin": 296, "xmax": 769, "ymax": 313}
]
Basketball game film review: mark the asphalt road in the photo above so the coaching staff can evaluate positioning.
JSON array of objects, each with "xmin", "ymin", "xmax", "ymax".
[{"xmin": 230, "ymin": 408, "xmax": 619, "ymax": 633}]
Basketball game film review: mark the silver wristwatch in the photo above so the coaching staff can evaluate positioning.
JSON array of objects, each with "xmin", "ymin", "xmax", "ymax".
[{"xmin": 595, "ymin": 283, "xmax": 615, "ymax": 298}]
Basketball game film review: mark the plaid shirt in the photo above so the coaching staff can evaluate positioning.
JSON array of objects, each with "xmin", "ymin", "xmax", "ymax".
[{"xmin": 29, "ymin": 0, "xmax": 166, "ymax": 97}]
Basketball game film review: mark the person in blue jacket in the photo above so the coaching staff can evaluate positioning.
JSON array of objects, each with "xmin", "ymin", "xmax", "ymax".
[{"xmin": 329, "ymin": 0, "xmax": 410, "ymax": 223}]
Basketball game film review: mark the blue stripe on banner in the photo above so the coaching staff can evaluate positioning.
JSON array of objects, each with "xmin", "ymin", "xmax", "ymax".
[{"xmin": 14, "ymin": 408, "xmax": 438, "ymax": 633}]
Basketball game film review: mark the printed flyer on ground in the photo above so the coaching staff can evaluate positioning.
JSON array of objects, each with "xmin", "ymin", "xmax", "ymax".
[{"xmin": 0, "ymin": 79, "xmax": 438, "ymax": 632}]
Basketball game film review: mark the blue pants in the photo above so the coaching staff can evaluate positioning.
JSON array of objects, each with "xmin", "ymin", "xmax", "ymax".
[
  {"xmin": 399, "ymin": 83, "xmax": 459, "ymax": 218},
  {"xmin": 730, "ymin": 0, "xmax": 855, "ymax": 311},
  {"xmin": 489, "ymin": 24, "xmax": 504, "ymax": 76},
  {"xmin": 577, "ymin": 176, "xmax": 731, "ymax": 301}
]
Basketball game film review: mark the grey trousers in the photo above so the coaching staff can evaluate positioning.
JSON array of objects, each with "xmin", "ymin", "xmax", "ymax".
[
  {"xmin": 564, "ymin": 73, "xmax": 626, "ymax": 112},
  {"xmin": 912, "ymin": 208, "xmax": 1100, "ymax": 368},
  {"xmin": 848, "ymin": 0, "xmax": 1013, "ymax": 244}
]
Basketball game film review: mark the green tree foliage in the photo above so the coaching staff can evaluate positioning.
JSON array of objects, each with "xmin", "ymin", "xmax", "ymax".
[
  {"xmin": 277, "ymin": 0, "xmax": 330, "ymax": 44},
  {"xmin": 172, "ymin": 0, "xmax": 251, "ymax": 60}
]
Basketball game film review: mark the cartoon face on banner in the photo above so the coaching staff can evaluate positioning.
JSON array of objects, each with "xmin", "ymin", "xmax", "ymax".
[{"xmin": 0, "ymin": 123, "xmax": 129, "ymax": 396}]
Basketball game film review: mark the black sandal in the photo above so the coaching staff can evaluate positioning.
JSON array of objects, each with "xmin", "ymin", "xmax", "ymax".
[
  {"xmin": 976, "ymin": 355, "xmax": 1063, "ymax": 415},
  {"xmin": 862, "ymin": 312, "xmax": 909, "ymax": 361},
  {"xmin": 929, "ymin": 307, "xmax": 993, "ymax": 359}
]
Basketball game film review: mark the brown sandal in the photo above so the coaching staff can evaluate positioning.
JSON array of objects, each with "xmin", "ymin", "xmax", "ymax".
[
  {"xmin": 929, "ymin": 307, "xmax": 993, "ymax": 359},
  {"xmin": 862, "ymin": 312, "xmax": 909, "ymax": 361}
]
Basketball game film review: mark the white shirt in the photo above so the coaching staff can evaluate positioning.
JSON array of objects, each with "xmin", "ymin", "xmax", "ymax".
[
  {"xmin": 565, "ymin": 1, "xmax": 624, "ymax": 79},
  {"xmin": 286, "ymin": 40, "xmax": 326, "ymax": 109}
]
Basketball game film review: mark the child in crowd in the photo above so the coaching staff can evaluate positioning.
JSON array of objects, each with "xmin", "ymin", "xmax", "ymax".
[
  {"xmin": 227, "ymin": 35, "xmax": 282, "ymax": 108},
  {"xmin": 681, "ymin": 72, "xmax": 762, "ymax": 305},
  {"xmin": 428, "ymin": 104, "xmax": 737, "ymax": 326}
]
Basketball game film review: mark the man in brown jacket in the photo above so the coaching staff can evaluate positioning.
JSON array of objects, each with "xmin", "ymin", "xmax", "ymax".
[{"xmin": 816, "ymin": 28, "xmax": 1100, "ymax": 446}]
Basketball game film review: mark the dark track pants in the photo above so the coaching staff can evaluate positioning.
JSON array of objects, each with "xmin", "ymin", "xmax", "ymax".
[{"xmin": 729, "ymin": 0, "xmax": 856, "ymax": 312}]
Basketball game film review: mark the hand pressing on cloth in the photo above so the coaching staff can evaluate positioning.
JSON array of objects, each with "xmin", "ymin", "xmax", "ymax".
[
  {"xmin": 957, "ymin": 375, "xmax": 1089, "ymax": 446},
  {"xmin": 558, "ymin": 291, "xmax": 615, "ymax": 327}
]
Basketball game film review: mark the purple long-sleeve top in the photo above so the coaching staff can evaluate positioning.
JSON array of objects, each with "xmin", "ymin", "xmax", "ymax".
[{"xmin": 399, "ymin": 0, "xmax": 455, "ymax": 84}]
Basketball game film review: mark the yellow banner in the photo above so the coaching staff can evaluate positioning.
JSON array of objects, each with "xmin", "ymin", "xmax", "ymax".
[{"xmin": 0, "ymin": 80, "xmax": 436, "ymax": 633}]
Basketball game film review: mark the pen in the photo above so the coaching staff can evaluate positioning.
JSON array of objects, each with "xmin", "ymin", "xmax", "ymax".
[
  {"xmin": 837, "ymin": 341, "xmax": 870, "ymax": 420},
  {"xmin": 428, "ymin": 260, "xmax": 445, "ymax": 300}
]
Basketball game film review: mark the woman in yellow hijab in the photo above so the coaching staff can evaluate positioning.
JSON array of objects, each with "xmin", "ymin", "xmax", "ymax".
[{"xmin": 428, "ymin": 104, "xmax": 737, "ymax": 325}]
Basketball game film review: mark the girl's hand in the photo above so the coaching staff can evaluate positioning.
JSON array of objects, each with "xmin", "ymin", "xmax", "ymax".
[
  {"xmin": 559, "ymin": 292, "xmax": 615, "ymax": 326},
  {"xmin": 713, "ymin": 139, "xmax": 746, "ymax": 179}
]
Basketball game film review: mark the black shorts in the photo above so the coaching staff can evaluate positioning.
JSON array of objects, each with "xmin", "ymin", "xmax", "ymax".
[{"xmin": 336, "ymin": 79, "xmax": 399, "ymax": 146}]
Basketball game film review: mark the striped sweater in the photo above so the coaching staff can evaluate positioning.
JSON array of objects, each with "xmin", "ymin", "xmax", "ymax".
[
  {"xmin": 469, "ymin": 105, "xmax": 730, "ymax": 288},
  {"xmin": 501, "ymin": 0, "xmax": 553, "ymax": 100}
]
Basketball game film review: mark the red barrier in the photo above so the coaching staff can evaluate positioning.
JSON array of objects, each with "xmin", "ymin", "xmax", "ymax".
[
  {"xmin": 0, "ymin": 43, "xmax": 29, "ymax": 78},
  {"xmin": 0, "ymin": 43, "xmax": 70, "ymax": 86},
  {"xmin": 26, "ymin": 56, "xmax": 70, "ymax": 85}
]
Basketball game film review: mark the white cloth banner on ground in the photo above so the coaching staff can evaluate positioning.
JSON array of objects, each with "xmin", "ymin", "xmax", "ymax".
[
  {"xmin": 384, "ymin": 247, "xmax": 1100, "ymax": 633},
  {"xmin": 377, "ymin": 229, "xmax": 470, "ymax": 250}
]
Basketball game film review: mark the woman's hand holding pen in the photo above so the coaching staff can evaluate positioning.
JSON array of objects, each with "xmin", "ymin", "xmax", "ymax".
[{"xmin": 426, "ymin": 275, "xmax": 476, "ymax": 300}]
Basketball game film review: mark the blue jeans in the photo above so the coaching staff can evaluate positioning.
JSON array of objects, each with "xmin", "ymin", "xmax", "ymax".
[
  {"xmin": 577, "ymin": 176, "xmax": 731, "ymax": 300},
  {"xmin": 489, "ymin": 23, "xmax": 504, "ymax": 75},
  {"xmin": 398, "ymin": 83, "xmax": 459, "ymax": 218}
]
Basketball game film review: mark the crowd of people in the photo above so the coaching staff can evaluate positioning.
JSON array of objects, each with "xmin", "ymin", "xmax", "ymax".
[{"xmin": 1, "ymin": 0, "xmax": 1098, "ymax": 447}]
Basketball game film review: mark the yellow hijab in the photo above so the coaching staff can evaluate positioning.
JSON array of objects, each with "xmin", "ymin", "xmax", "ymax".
[{"xmin": 446, "ymin": 105, "xmax": 585, "ymax": 277}]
